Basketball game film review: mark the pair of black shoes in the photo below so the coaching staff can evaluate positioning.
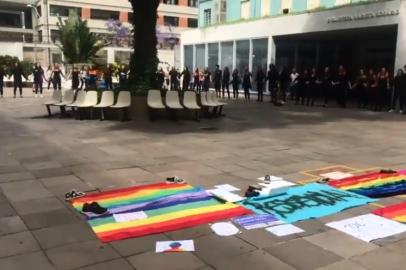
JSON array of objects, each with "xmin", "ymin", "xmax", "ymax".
[{"xmin": 82, "ymin": 202, "xmax": 107, "ymax": 215}]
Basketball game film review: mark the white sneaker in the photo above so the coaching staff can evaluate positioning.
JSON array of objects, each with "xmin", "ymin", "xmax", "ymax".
[{"xmin": 388, "ymin": 109, "xmax": 394, "ymax": 113}]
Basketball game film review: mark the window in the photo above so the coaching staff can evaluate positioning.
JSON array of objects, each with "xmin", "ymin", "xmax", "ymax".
[
  {"xmin": 188, "ymin": 0, "xmax": 198, "ymax": 7},
  {"xmin": 90, "ymin": 9, "xmax": 119, "ymax": 20},
  {"xmin": 164, "ymin": 16, "xmax": 179, "ymax": 27},
  {"xmin": 204, "ymin": 9, "xmax": 211, "ymax": 26},
  {"xmin": 187, "ymin": 18, "xmax": 198, "ymax": 28},
  {"xmin": 195, "ymin": 44, "xmax": 206, "ymax": 70},
  {"xmin": 50, "ymin": 5, "xmax": 81, "ymax": 17},
  {"xmin": 184, "ymin": 45, "xmax": 193, "ymax": 70},
  {"xmin": 163, "ymin": 0, "xmax": 179, "ymax": 5},
  {"xmin": 51, "ymin": 30, "xmax": 61, "ymax": 43},
  {"xmin": 221, "ymin": 42, "xmax": 233, "ymax": 70},
  {"xmin": 0, "ymin": 11, "xmax": 22, "ymax": 28},
  {"xmin": 37, "ymin": 30, "xmax": 42, "ymax": 42}
]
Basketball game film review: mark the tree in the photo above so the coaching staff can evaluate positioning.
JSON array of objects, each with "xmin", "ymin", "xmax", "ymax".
[
  {"xmin": 128, "ymin": 0, "xmax": 161, "ymax": 92},
  {"xmin": 57, "ymin": 13, "xmax": 107, "ymax": 64}
]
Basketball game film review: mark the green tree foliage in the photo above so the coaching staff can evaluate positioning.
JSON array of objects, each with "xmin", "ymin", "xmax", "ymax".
[
  {"xmin": 0, "ymin": 55, "xmax": 32, "ymax": 77},
  {"xmin": 57, "ymin": 13, "xmax": 107, "ymax": 64},
  {"xmin": 128, "ymin": 0, "xmax": 161, "ymax": 93}
]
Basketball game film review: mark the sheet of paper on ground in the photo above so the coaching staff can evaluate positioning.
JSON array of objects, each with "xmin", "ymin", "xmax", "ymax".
[
  {"xmin": 207, "ymin": 188, "xmax": 245, "ymax": 202},
  {"xmin": 266, "ymin": 224, "xmax": 304, "ymax": 236},
  {"xmin": 326, "ymin": 214, "xmax": 406, "ymax": 242},
  {"xmin": 210, "ymin": 222, "xmax": 240, "ymax": 236},
  {"xmin": 156, "ymin": 240, "xmax": 195, "ymax": 253},
  {"xmin": 258, "ymin": 179, "xmax": 296, "ymax": 196},
  {"xmin": 240, "ymin": 183, "xmax": 375, "ymax": 223},
  {"xmin": 213, "ymin": 184, "xmax": 241, "ymax": 192},
  {"xmin": 232, "ymin": 214, "xmax": 283, "ymax": 230},
  {"xmin": 113, "ymin": 211, "xmax": 147, "ymax": 223},
  {"xmin": 321, "ymin": 171, "xmax": 354, "ymax": 180}
]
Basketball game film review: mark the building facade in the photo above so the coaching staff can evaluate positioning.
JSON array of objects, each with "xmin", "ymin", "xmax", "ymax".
[
  {"xmin": 0, "ymin": 0, "xmax": 198, "ymax": 67},
  {"xmin": 182, "ymin": 0, "xmax": 406, "ymax": 85}
]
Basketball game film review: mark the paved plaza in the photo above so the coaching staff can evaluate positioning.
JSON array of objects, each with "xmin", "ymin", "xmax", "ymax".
[{"xmin": 1, "ymin": 89, "xmax": 406, "ymax": 270}]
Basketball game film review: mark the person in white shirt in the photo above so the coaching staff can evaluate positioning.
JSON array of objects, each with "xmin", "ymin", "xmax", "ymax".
[{"xmin": 290, "ymin": 68, "xmax": 299, "ymax": 101}]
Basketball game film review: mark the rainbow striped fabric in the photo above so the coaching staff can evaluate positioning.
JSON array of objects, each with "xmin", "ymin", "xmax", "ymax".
[
  {"xmin": 372, "ymin": 201, "xmax": 406, "ymax": 223},
  {"xmin": 71, "ymin": 183, "xmax": 251, "ymax": 242},
  {"xmin": 328, "ymin": 171, "xmax": 406, "ymax": 198}
]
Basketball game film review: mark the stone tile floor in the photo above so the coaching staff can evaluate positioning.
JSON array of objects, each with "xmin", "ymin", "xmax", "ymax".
[{"xmin": 1, "ymin": 89, "xmax": 406, "ymax": 269}]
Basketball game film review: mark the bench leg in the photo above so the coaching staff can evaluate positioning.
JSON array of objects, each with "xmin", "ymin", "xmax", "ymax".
[
  {"xmin": 46, "ymin": 105, "xmax": 51, "ymax": 117},
  {"xmin": 100, "ymin": 108, "xmax": 104, "ymax": 121},
  {"xmin": 59, "ymin": 106, "xmax": 66, "ymax": 118},
  {"xmin": 195, "ymin": 110, "xmax": 200, "ymax": 122},
  {"xmin": 90, "ymin": 108, "xmax": 93, "ymax": 120}
]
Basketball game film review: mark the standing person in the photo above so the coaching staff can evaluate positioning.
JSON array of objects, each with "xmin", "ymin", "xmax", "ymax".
[
  {"xmin": 267, "ymin": 64, "xmax": 279, "ymax": 103},
  {"xmin": 279, "ymin": 67, "xmax": 290, "ymax": 103},
  {"xmin": 118, "ymin": 65, "xmax": 128, "ymax": 88},
  {"xmin": 199, "ymin": 69, "xmax": 205, "ymax": 92},
  {"xmin": 156, "ymin": 68, "xmax": 165, "ymax": 90},
  {"xmin": 242, "ymin": 68, "xmax": 252, "ymax": 102},
  {"xmin": 104, "ymin": 64, "xmax": 113, "ymax": 90},
  {"xmin": 70, "ymin": 66, "xmax": 80, "ymax": 90},
  {"xmin": 390, "ymin": 69, "xmax": 406, "ymax": 113},
  {"xmin": 231, "ymin": 69, "xmax": 240, "ymax": 99},
  {"xmin": 203, "ymin": 68, "xmax": 211, "ymax": 92},
  {"xmin": 79, "ymin": 66, "xmax": 86, "ymax": 90},
  {"xmin": 181, "ymin": 67, "xmax": 191, "ymax": 91},
  {"xmin": 169, "ymin": 67, "xmax": 179, "ymax": 90},
  {"xmin": 353, "ymin": 69, "xmax": 368, "ymax": 108},
  {"xmin": 334, "ymin": 65, "xmax": 350, "ymax": 108},
  {"xmin": 290, "ymin": 68, "xmax": 299, "ymax": 101},
  {"xmin": 297, "ymin": 69, "xmax": 308, "ymax": 105},
  {"xmin": 321, "ymin": 67, "xmax": 332, "ymax": 107},
  {"xmin": 255, "ymin": 67, "xmax": 265, "ymax": 102},
  {"xmin": 33, "ymin": 63, "xmax": 45, "ymax": 97},
  {"xmin": 0, "ymin": 66, "xmax": 5, "ymax": 98},
  {"xmin": 46, "ymin": 65, "xmax": 53, "ymax": 90},
  {"xmin": 51, "ymin": 64, "xmax": 64, "ymax": 91},
  {"xmin": 366, "ymin": 68, "xmax": 378, "ymax": 111},
  {"xmin": 222, "ymin": 66, "xmax": 230, "ymax": 99},
  {"xmin": 376, "ymin": 67, "xmax": 389, "ymax": 111},
  {"xmin": 306, "ymin": 67, "xmax": 317, "ymax": 106},
  {"xmin": 192, "ymin": 68, "xmax": 200, "ymax": 92},
  {"xmin": 213, "ymin": 64, "xmax": 222, "ymax": 97},
  {"xmin": 10, "ymin": 62, "xmax": 26, "ymax": 98}
]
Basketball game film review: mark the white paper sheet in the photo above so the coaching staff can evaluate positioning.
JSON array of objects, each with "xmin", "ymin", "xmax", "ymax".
[
  {"xmin": 210, "ymin": 222, "xmax": 240, "ymax": 236},
  {"xmin": 207, "ymin": 189, "xmax": 245, "ymax": 202},
  {"xmin": 265, "ymin": 224, "xmax": 304, "ymax": 236},
  {"xmin": 320, "ymin": 171, "xmax": 353, "ymax": 180},
  {"xmin": 113, "ymin": 211, "xmax": 147, "ymax": 223},
  {"xmin": 326, "ymin": 214, "xmax": 406, "ymax": 242},
  {"xmin": 258, "ymin": 179, "xmax": 296, "ymax": 196},
  {"xmin": 257, "ymin": 175, "xmax": 284, "ymax": 181},
  {"xmin": 155, "ymin": 240, "xmax": 195, "ymax": 253},
  {"xmin": 213, "ymin": 184, "xmax": 241, "ymax": 192}
]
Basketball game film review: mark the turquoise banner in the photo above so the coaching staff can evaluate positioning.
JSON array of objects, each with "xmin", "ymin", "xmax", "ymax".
[{"xmin": 240, "ymin": 183, "xmax": 376, "ymax": 223}]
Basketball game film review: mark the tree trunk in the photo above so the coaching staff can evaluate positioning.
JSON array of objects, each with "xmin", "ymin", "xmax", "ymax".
[{"xmin": 129, "ymin": 0, "xmax": 160, "ymax": 92}]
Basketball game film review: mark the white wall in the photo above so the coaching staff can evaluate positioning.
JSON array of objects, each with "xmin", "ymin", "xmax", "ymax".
[{"xmin": 395, "ymin": 0, "xmax": 406, "ymax": 70}]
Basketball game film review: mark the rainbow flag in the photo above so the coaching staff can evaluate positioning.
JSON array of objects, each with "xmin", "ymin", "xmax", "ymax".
[
  {"xmin": 71, "ymin": 183, "xmax": 251, "ymax": 242},
  {"xmin": 328, "ymin": 171, "xmax": 406, "ymax": 198},
  {"xmin": 372, "ymin": 201, "xmax": 406, "ymax": 223}
]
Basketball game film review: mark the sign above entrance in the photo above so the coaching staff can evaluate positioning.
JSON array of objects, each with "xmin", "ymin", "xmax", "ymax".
[{"xmin": 327, "ymin": 9, "xmax": 399, "ymax": 23}]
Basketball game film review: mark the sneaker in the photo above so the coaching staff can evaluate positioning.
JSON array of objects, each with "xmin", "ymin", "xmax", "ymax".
[
  {"xmin": 82, "ymin": 202, "xmax": 107, "ymax": 215},
  {"xmin": 388, "ymin": 109, "xmax": 394, "ymax": 113}
]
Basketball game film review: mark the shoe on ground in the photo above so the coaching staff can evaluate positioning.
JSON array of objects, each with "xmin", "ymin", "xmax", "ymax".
[
  {"xmin": 388, "ymin": 109, "xmax": 394, "ymax": 113},
  {"xmin": 82, "ymin": 202, "xmax": 107, "ymax": 215}
]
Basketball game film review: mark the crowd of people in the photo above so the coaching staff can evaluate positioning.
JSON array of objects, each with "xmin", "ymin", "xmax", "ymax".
[
  {"xmin": 157, "ymin": 64, "xmax": 406, "ymax": 113},
  {"xmin": 0, "ymin": 62, "xmax": 130, "ymax": 98}
]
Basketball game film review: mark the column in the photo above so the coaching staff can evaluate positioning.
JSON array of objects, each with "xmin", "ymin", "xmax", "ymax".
[
  {"xmin": 232, "ymin": 40, "xmax": 237, "ymax": 70},
  {"xmin": 218, "ymin": 42, "xmax": 222, "ymax": 68},
  {"xmin": 395, "ymin": 1, "xmax": 406, "ymax": 71},
  {"xmin": 205, "ymin": 43, "xmax": 208, "ymax": 68},
  {"xmin": 107, "ymin": 48, "xmax": 115, "ymax": 64},
  {"xmin": 267, "ymin": 36, "xmax": 275, "ymax": 65},
  {"xmin": 193, "ymin": 45, "xmax": 196, "ymax": 71},
  {"xmin": 249, "ymin": 39, "xmax": 253, "ymax": 72}
]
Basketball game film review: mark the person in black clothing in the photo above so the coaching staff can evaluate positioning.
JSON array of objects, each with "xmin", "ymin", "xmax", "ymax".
[
  {"xmin": 33, "ymin": 63, "xmax": 45, "ymax": 97},
  {"xmin": 333, "ymin": 65, "xmax": 350, "ymax": 108},
  {"xmin": 0, "ymin": 66, "xmax": 5, "ymax": 98},
  {"xmin": 255, "ymin": 67, "xmax": 265, "ymax": 102},
  {"xmin": 213, "ymin": 65, "xmax": 222, "ymax": 97},
  {"xmin": 231, "ymin": 69, "xmax": 240, "ymax": 99},
  {"xmin": 71, "ymin": 66, "xmax": 80, "ymax": 90},
  {"xmin": 296, "ymin": 69, "xmax": 308, "ymax": 105},
  {"xmin": 306, "ymin": 67, "xmax": 317, "ymax": 106},
  {"xmin": 118, "ymin": 65, "xmax": 128, "ymax": 88},
  {"xmin": 222, "ymin": 66, "xmax": 230, "ymax": 98},
  {"xmin": 104, "ymin": 64, "xmax": 113, "ymax": 90},
  {"xmin": 181, "ymin": 67, "xmax": 191, "ymax": 91},
  {"xmin": 192, "ymin": 68, "xmax": 200, "ymax": 93},
  {"xmin": 391, "ymin": 69, "xmax": 406, "ymax": 113},
  {"xmin": 169, "ymin": 67, "xmax": 179, "ymax": 90},
  {"xmin": 242, "ymin": 68, "xmax": 252, "ymax": 101},
  {"xmin": 279, "ymin": 67, "xmax": 290, "ymax": 103},
  {"xmin": 203, "ymin": 68, "xmax": 211, "ymax": 92},
  {"xmin": 156, "ymin": 68, "xmax": 165, "ymax": 90},
  {"xmin": 10, "ymin": 62, "xmax": 26, "ymax": 98},
  {"xmin": 376, "ymin": 67, "xmax": 389, "ymax": 111},
  {"xmin": 267, "ymin": 64, "xmax": 279, "ymax": 103},
  {"xmin": 321, "ymin": 67, "xmax": 332, "ymax": 107},
  {"xmin": 51, "ymin": 64, "xmax": 64, "ymax": 91},
  {"xmin": 352, "ymin": 69, "xmax": 368, "ymax": 108}
]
